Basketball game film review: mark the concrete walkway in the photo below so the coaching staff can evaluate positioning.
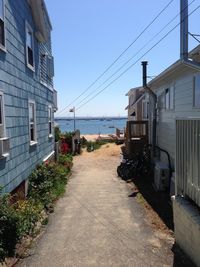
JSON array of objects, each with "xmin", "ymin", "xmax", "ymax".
[{"xmin": 17, "ymin": 145, "xmax": 174, "ymax": 267}]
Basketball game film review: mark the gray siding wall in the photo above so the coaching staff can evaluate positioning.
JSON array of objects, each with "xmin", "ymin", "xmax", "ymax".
[
  {"xmin": 151, "ymin": 69, "xmax": 200, "ymax": 168},
  {"xmin": 0, "ymin": 0, "xmax": 54, "ymax": 193}
]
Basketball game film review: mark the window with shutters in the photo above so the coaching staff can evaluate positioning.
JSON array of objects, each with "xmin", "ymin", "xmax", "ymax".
[
  {"xmin": 0, "ymin": 0, "xmax": 5, "ymax": 50},
  {"xmin": 26, "ymin": 22, "xmax": 34, "ymax": 70},
  {"xmin": 40, "ymin": 53, "xmax": 54, "ymax": 87}
]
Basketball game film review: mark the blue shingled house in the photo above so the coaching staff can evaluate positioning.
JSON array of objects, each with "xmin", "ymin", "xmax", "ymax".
[{"xmin": 0, "ymin": 0, "xmax": 57, "ymax": 194}]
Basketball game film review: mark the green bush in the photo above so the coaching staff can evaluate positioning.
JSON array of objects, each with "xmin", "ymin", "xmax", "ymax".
[
  {"xmin": 0, "ymin": 158, "xmax": 73, "ymax": 263},
  {"xmin": 58, "ymin": 154, "xmax": 73, "ymax": 169},
  {"xmin": 55, "ymin": 126, "xmax": 61, "ymax": 142},
  {"xmin": 0, "ymin": 195, "xmax": 19, "ymax": 262},
  {"xmin": 28, "ymin": 162, "xmax": 70, "ymax": 208},
  {"xmin": 14, "ymin": 200, "xmax": 43, "ymax": 238},
  {"xmin": 86, "ymin": 140, "xmax": 108, "ymax": 152}
]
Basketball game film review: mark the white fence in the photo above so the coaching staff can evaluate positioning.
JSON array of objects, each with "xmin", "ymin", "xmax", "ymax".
[{"xmin": 176, "ymin": 119, "xmax": 200, "ymax": 206}]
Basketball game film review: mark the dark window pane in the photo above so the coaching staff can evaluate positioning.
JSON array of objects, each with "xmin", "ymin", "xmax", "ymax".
[
  {"xmin": 30, "ymin": 125, "xmax": 34, "ymax": 141},
  {"xmin": 28, "ymin": 47, "xmax": 33, "ymax": 66},
  {"xmin": 0, "ymin": 19, "xmax": 5, "ymax": 46},
  {"xmin": 0, "ymin": 95, "xmax": 2, "ymax": 124},
  {"xmin": 49, "ymin": 122, "xmax": 52, "ymax": 134}
]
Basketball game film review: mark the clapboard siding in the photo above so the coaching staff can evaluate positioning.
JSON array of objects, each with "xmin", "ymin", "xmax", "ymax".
[
  {"xmin": 153, "ymin": 69, "xmax": 200, "ymax": 168},
  {"xmin": 0, "ymin": 0, "xmax": 54, "ymax": 193}
]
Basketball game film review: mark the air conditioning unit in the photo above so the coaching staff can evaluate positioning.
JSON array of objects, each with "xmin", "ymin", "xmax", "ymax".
[
  {"xmin": 154, "ymin": 161, "xmax": 170, "ymax": 191},
  {"xmin": 0, "ymin": 137, "xmax": 10, "ymax": 158}
]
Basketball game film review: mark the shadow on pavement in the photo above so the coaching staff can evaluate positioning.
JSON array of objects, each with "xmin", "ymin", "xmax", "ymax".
[
  {"xmin": 131, "ymin": 176, "xmax": 174, "ymax": 230},
  {"xmin": 130, "ymin": 176, "xmax": 197, "ymax": 267}
]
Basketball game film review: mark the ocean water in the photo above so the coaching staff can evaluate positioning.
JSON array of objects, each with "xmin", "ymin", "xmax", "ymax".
[{"xmin": 55, "ymin": 118, "xmax": 127, "ymax": 135}]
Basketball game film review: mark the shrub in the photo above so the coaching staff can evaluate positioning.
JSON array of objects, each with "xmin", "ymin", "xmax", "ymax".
[
  {"xmin": 28, "ymin": 162, "xmax": 70, "ymax": 208},
  {"xmin": 13, "ymin": 200, "xmax": 43, "ymax": 238},
  {"xmin": 58, "ymin": 154, "xmax": 73, "ymax": 169},
  {"xmin": 55, "ymin": 126, "xmax": 61, "ymax": 142},
  {"xmin": 86, "ymin": 140, "xmax": 108, "ymax": 152},
  {"xmin": 0, "ymin": 194, "xmax": 19, "ymax": 262}
]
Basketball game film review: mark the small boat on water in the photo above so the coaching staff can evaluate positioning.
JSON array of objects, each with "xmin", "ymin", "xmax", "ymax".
[{"xmin": 108, "ymin": 125, "xmax": 115, "ymax": 128}]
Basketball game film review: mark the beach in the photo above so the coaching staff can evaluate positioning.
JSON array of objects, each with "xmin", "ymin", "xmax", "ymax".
[{"xmin": 80, "ymin": 134, "xmax": 111, "ymax": 141}]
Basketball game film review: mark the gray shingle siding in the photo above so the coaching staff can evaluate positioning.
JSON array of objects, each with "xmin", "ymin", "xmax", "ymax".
[{"xmin": 0, "ymin": 0, "xmax": 55, "ymax": 193}]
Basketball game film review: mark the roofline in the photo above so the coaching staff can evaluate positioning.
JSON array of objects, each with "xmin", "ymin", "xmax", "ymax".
[
  {"xmin": 42, "ymin": 0, "xmax": 52, "ymax": 30},
  {"xmin": 148, "ymin": 45, "xmax": 200, "ymax": 88},
  {"xmin": 125, "ymin": 86, "xmax": 143, "ymax": 96}
]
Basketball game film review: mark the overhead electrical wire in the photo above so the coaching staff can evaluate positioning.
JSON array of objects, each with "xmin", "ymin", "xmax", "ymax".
[
  {"xmin": 56, "ymin": 0, "xmax": 175, "ymax": 116},
  {"xmin": 75, "ymin": 4, "xmax": 200, "ymax": 111},
  {"xmin": 75, "ymin": 0, "xmax": 196, "ymax": 108}
]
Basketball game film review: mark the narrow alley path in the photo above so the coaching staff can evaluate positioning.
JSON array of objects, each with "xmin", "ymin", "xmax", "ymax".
[{"xmin": 17, "ymin": 144, "xmax": 174, "ymax": 267}]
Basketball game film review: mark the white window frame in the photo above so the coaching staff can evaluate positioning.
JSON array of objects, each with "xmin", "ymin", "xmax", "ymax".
[
  {"xmin": 0, "ymin": 91, "xmax": 6, "ymax": 138},
  {"xmin": 48, "ymin": 105, "xmax": 53, "ymax": 138},
  {"xmin": 165, "ymin": 86, "xmax": 174, "ymax": 110},
  {"xmin": 28, "ymin": 100, "xmax": 37, "ymax": 145},
  {"xmin": 193, "ymin": 75, "xmax": 200, "ymax": 108},
  {"xmin": 142, "ymin": 100, "xmax": 149, "ymax": 120},
  {"xmin": 25, "ymin": 21, "xmax": 35, "ymax": 71},
  {"xmin": 0, "ymin": 0, "xmax": 6, "ymax": 51}
]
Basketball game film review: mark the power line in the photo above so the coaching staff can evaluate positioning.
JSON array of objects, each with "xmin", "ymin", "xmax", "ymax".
[
  {"xmin": 56, "ymin": 0, "xmax": 175, "ymax": 116},
  {"xmin": 75, "ymin": 0, "xmax": 196, "ymax": 108},
  {"xmin": 76, "ymin": 4, "xmax": 200, "ymax": 112}
]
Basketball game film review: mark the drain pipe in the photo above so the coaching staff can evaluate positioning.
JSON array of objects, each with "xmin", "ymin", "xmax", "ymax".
[{"xmin": 141, "ymin": 61, "xmax": 157, "ymax": 156}]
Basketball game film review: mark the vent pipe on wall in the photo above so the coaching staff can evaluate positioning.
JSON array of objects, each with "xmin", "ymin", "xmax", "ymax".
[
  {"xmin": 141, "ymin": 61, "xmax": 157, "ymax": 156},
  {"xmin": 180, "ymin": 0, "xmax": 200, "ymax": 70},
  {"xmin": 180, "ymin": 0, "xmax": 188, "ymax": 61}
]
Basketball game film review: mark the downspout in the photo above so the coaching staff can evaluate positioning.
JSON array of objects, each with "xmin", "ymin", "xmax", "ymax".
[
  {"xmin": 180, "ymin": 0, "xmax": 200, "ymax": 70},
  {"xmin": 141, "ymin": 61, "xmax": 157, "ymax": 156}
]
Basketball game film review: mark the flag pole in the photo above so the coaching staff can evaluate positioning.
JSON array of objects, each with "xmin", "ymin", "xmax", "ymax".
[{"xmin": 73, "ymin": 107, "xmax": 76, "ymax": 132}]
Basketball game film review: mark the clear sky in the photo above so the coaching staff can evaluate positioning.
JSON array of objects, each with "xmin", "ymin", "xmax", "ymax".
[{"xmin": 45, "ymin": 0, "xmax": 200, "ymax": 117}]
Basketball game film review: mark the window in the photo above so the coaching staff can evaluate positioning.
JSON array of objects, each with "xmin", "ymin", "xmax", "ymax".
[
  {"xmin": 26, "ymin": 23, "xmax": 34, "ymax": 69},
  {"xmin": 0, "ymin": 0, "xmax": 5, "ymax": 49},
  {"xmin": 194, "ymin": 75, "xmax": 200, "ymax": 107},
  {"xmin": 48, "ymin": 106, "xmax": 52, "ymax": 136},
  {"xmin": 142, "ymin": 101, "xmax": 149, "ymax": 120},
  {"xmin": 0, "ymin": 92, "xmax": 5, "ymax": 137},
  {"xmin": 40, "ymin": 53, "xmax": 54, "ymax": 86},
  {"xmin": 165, "ymin": 86, "xmax": 174, "ymax": 110},
  {"xmin": 29, "ymin": 101, "xmax": 36, "ymax": 143}
]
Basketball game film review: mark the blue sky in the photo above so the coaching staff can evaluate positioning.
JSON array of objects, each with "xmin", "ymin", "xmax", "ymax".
[{"xmin": 45, "ymin": 0, "xmax": 200, "ymax": 117}]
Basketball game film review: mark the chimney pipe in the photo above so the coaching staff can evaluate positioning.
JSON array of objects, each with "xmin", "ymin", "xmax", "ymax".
[
  {"xmin": 141, "ymin": 61, "xmax": 157, "ymax": 157},
  {"xmin": 180, "ymin": 0, "xmax": 188, "ymax": 61},
  {"xmin": 142, "ymin": 61, "xmax": 148, "ymax": 87}
]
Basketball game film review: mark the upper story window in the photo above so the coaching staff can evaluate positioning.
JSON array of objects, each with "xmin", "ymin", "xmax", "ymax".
[
  {"xmin": 165, "ymin": 86, "xmax": 174, "ymax": 110},
  {"xmin": 26, "ymin": 22, "xmax": 34, "ymax": 70},
  {"xmin": 0, "ymin": 0, "xmax": 5, "ymax": 50},
  {"xmin": 48, "ymin": 106, "xmax": 52, "ymax": 136},
  {"xmin": 29, "ymin": 100, "xmax": 37, "ymax": 144},
  {"xmin": 40, "ymin": 52, "xmax": 54, "ymax": 87},
  {"xmin": 194, "ymin": 75, "xmax": 200, "ymax": 107},
  {"xmin": 142, "ymin": 101, "xmax": 149, "ymax": 120}
]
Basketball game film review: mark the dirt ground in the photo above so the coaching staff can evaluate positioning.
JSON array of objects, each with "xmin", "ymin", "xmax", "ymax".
[{"xmin": 16, "ymin": 143, "xmax": 195, "ymax": 267}]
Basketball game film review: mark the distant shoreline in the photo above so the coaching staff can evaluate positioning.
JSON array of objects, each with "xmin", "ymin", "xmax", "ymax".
[{"xmin": 55, "ymin": 117, "xmax": 127, "ymax": 121}]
